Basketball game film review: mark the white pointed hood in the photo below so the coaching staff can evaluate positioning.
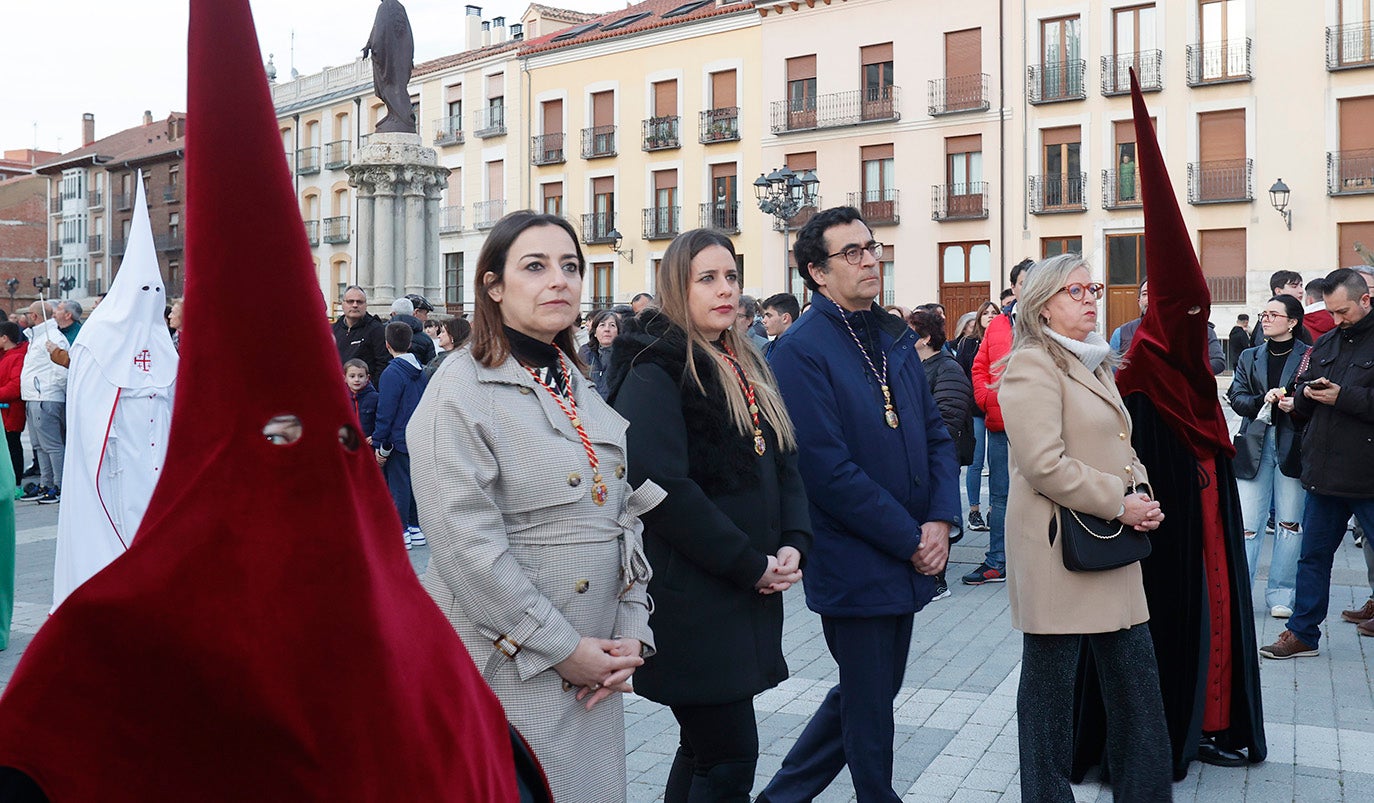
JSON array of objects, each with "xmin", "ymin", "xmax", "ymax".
[{"xmin": 75, "ymin": 172, "xmax": 179, "ymax": 388}]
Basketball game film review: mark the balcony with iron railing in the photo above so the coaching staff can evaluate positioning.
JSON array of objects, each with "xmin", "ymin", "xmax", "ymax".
[
  {"xmin": 848, "ymin": 189, "xmax": 900, "ymax": 225},
  {"xmin": 439, "ymin": 205, "xmax": 464, "ymax": 234},
  {"xmin": 49, "ymin": 197, "xmax": 62, "ymax": 214},
  {"xmin": 931, "ymin": 183, "xmax": 989, "ymax": 221},
  {"xmin": 324, "ymin": 139, "xmax": 352, "ymax": 169},
  {"xmin": 116, "ymin": 193, "xmax": 133, "ymax": 211},
  {"xmin": 581, "ymin": 211, "xmax": 616, "ymax": 244},
  {"xmin": 582, "ymin": 125, "xmax": 617, "ymax": 159},
  {"xmin": 110, "ymin": 238, "xmax": 127, "ymax": 256},
  {"xmin": 699, "ymin": 201, "xmax": 740, "ymax": 233},
  {"xmin": 434, "ymin": 115, "xmax": 465, "ymax": 146},
  {"xmin": 699, "ymin": 108, "xmax": 740, "ymax": 143},
  {"xmin": 474, "ymin": 200, "xmax": 506, "ymax": 230},
  {"xmin": 474, "ymin": 107, "xmax": 507, "ymax": 139},
  {"xmin": 88, "ymin": 190, "xmax": 104, "ymax": 209},
  {"xmin": 1028, "ymin": 173, "xmax": 1088, "ymax": 213},
  {"xmin": 304, "ymin": 219, "xmax": 320, "ymax": 247},
  {"xmin": 1186, "ymin": 39, "xmax": 1252, "ymax": 85},
  {"xmin": 928, "ymin": 74, "xmax": 989, "ymax": 116},
  {"xmin": 772, "ymin": 197, "xmax": 823, "ymax": 232},
  {"xmin": 1101, "ymin": 50, "xmax": 1163, "ymax": 95},
  {"xmin": 1102, "ymin": 168, "xmax": 1142, "ymax": 209},
  {"xmin": 323, "ymin": 215, "xmax": 351, "ymax": 243},
  {"xmin": 1329, "ymin": 22, "xmax": 1374, "ymax": 70},
  {"xmin": 297, "ymin": 146, "xmax": 321, "ymax": 175},
  {"xmin": 769, "ymin": 87, "xmax": 901, "ymax": 134},
  {"xmin": 1187, "ymin": 159, "xmax": 1253, "ymax": 204},
  {"xmin": 642, "ymin": 116, "xmax": 680, "ymax": 151},
  {"xmin": 88, "ymin": 234, "xmax": 103, "ymax": 253},
  {"xmin": 1027, "ymin": 60, "xmax": 1087, "ymax": 104},
  {"xmin": 155, "ymin": 232, "xmax": 183, "ymax": 251},
  {"xmin": 164, "ymin": 187, "xmax": 180, "ymax": 204},
  {"xmin": 1328, "ymin": 150, "xmax": 1374, "ymax": 195},
  {"xmin": 642, "ymin": 206, "xmax": 680, "ymax": 240},
  {"xmin": 48, "ymin": 240, "xmax": 61, "ymax": 256},
  {"xmin": 531, "ymin": 133, "xmax": 566, "ymax": 166},
  {"xmin": 1206, "ymin": 275, "xmax": 1246, "ymax": 305}
]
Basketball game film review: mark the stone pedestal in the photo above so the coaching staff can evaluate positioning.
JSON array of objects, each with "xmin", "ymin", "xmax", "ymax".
[{"xmin": 346, "ymin": 133, "xmax": 449, "ymax": 305}]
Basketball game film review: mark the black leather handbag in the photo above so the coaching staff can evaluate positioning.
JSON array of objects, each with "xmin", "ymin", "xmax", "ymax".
[{"xmin": 1051, "ymin": 505, "xmax": 1152, "ymax": 572}]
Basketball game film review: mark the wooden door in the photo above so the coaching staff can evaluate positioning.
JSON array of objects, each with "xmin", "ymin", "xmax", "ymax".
[
  {"xmin": 1106, "ymin": 232, "xmax": 1145, "ymax": 333},
  {"xmin": 938, "ymin": 241, "xmax": 992, "ymax": 339}
]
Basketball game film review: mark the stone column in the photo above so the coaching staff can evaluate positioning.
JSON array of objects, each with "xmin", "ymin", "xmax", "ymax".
[
  {"xmin": 372, "ymin": 172, "xmax": 397, "ymax": 302},
  {"xmin": 403, "ymin": 170, "xmax": 426, "ymax": 297},
  {"xmin": 354, "ymin": 177, "xmax": 374, "ymax": 294},
  {"xmin": 424, "ymin": 173, "xmax": 445, "ymax": 303}
]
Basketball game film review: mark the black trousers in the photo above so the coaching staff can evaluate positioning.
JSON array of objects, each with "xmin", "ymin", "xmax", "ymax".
[
  {"xmin": 1018, "ymin": 625, "xmax": 1173, "ymax": 802},
  {"xmin": 5, "ymin": 431, "xmax": 20, "ymax": 486},
  {"xmin": 664, "ymin": 698, "xmax": 759, "ymax": 803}
]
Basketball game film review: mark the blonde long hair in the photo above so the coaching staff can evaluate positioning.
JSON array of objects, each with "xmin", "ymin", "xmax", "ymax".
[
  {"xmin": 1004, "ymin": 253, "xmax": 1120, "ymax": 374},
  {"xmin": 654, "ymin": 229, "xmax": 798, "ymax": 452}
]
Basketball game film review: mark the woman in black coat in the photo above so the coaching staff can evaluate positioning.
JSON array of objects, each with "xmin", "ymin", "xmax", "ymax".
[
  {"xmin": 576, "ymin": 309, "xmax": 619, "ymax": 399},
  {"xmin": 908, "ymin": 309, "xmax": 975, "ymax": 601},
  {"xmin": 607, "ymin": 229, "xmax": 811, "ymax": 802}
]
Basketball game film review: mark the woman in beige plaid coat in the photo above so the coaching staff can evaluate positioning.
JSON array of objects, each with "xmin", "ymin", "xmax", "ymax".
[{"xmin": 409, "ymin": 212, "xmax": 662, "ymax": 803}]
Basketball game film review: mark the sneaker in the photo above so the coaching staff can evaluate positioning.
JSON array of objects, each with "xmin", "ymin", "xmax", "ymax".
[
  {"xmin": 403, "ymin": 531, "xmax": 413, "ymax": 551},
  {"xmin": 1270, "ymin": 604, "xmax": 1294, "ymax": 619},
  {"xmin": 967, "ymin": 510, "xmax": 989, "ymax": 532},
  {"xmin": 1259, "ymin": 630, "xmax": 1318, "ymax": 660},
  {"xmin": 1341, "ymin": 599, "xmax": 1374, "ymax": 624},
  {"xmin": 931, "ymin": 579, "xmax": 951, "ymax": 601},
  {"xmin": 36, "ymin": 487, "xmax": 60, "ymax": 505},
  {"xmin": 18, "ymin": 484, "xmax": 45, "ymax": 502},
  {"xmin": 409, "ymin": 530, "xmax": 426, "ymax": 547},
  {"xmin": 961, "ymin": 563, "xmax": 1006, "ymax": 585}
]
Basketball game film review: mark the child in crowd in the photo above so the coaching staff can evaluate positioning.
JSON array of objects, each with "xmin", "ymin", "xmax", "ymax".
[
  {"xmin": 343, "ymin": 359, "xmax": 379, "ymax": 443},
  {"xmin": 372, "ymin": 323, "xmax": 427, "ymax": 549}
]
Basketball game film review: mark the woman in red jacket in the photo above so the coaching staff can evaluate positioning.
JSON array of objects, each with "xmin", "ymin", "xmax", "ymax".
[{"xmin": 0, "ymin": 322, "xmax": 28, "ymax": 495}]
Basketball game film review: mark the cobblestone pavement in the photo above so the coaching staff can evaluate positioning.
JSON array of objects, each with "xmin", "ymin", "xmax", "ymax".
[{"xmin": 3, "ymin": 384, "xmax": 1371, "ymax": 801}]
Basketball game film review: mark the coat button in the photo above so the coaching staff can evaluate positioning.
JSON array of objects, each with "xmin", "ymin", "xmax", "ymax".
[
  {"xmin": 519, "ymin": 386, "xmax": 533, "ymax": 395},
  {"xmin": 1119, "ymin": 432, "xmax": 1127, "ymax": 440},
  {"xmin": 575, "ymin": 579, "xmax": 590, "ymax": 593},
  {"xmin": 1125, "ymin": 466, "xmax": 1134, "ymax": 474},
  {"xmin": 615, "ymin": 465, "xmax": 626, "ymax": 479},
  {"xmin": 568, "ymin": 472, "xmax": 582, "ymax": 487}
]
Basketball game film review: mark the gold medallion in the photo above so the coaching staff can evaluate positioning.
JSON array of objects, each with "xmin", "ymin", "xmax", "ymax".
[
  {"xmin": 754, "ymin": 432, "xmax": 767, "ymax": 456},
  {"xmin": 885, "ymin": 408, "xmax": 900, "ymax": 429}
]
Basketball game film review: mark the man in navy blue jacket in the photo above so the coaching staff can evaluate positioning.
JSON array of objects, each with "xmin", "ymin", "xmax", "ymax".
[
  {"xmin": 372, "ymin": 321, "xmax": 428, "ymax": 549},
  {"xmin": 759, "ymin": 206, "xmax": 961, "ymax": 802}
]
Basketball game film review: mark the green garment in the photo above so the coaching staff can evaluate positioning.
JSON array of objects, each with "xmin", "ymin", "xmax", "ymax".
[
  {"xmin": 60, "ymin": 319, "xmax": 82, "ymax": 346},
  {"xmin": 1118, "ymin": 162, "xmax": 1137, "ymax": 202},
  {"xmin": 0, "ymin": 448, "xmax": 14, "ymax": 650}
]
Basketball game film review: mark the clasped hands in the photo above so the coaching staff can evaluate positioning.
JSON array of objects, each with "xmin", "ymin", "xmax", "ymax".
[
  {"xmin": 756, "ymin": 546, "xmax": 802, "ymax": 595},
  {"xmin": 910, "ymin": 521, "xmax": 950, "ymax": 576},
  {"xmin": 555, "ymin": 636, "xmax": 643, "ymax": 711},
  {"xmin": 1119, "ymin": 492, "xmax": 1164, "ymax": 532},
  {"xmin": 1263, "ymin": 387, "xmax": 1296, "ymax": 413}
]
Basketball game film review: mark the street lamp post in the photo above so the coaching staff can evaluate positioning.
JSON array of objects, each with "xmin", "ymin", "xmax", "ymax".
[{"xmin": 754, "ymin": 167, "xmax": 819, "ymax": 298}]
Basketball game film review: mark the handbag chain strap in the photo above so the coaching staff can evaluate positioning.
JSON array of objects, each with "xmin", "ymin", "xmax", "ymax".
[{"xmin": 1066, "ymin": 508, "xmax": 1125, "ymax": 540}]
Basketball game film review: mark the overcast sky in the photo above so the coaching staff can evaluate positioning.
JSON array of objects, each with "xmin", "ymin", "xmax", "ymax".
[{"xmin": 2, "ymin": 0, "xmax": 626, "ymax": 155}]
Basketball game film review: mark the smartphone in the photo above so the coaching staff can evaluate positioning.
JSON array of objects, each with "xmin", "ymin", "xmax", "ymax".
[{"xmin": 1308, "ymin": 378, "xmax": 1331, "ymax": 389}]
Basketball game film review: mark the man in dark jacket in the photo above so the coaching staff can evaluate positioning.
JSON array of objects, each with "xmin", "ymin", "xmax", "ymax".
[
  {"xmin": 759, "ymin": 207, "xmax": 960, "ymax": 803},
  {"xmin": 1263, "ymin": 268, "xmax": 1374, "ymax": 659},
  {"xmin": 332, "ymin": 285, "xmax": 389, "ymax": 381},
  {"xmin": 388, "ymin": 297, "xmax": 436, "ymax": 365},
  {"xmin": 1227, "ymin": 314, "xmax": 1251, "ymax": 370}
]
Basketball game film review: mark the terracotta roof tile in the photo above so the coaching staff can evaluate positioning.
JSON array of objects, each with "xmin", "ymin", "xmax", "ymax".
[
  {"xmin": 37, "ymin": 114, "xmax": 187, "ymax": 172},
  {"xmin": 519, "ymin": 0, "xmax": 754, "ymax": 56},
  {"xmin": 413, "ymin": 40, "xmax": 523, "ymax": 78}
]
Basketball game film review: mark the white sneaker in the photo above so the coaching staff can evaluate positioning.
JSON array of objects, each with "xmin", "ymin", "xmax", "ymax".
[
  {"xmin": 410, "ymin": 530, "xmax": 426, "ymax": 547},
  {"xmin": 403, "ymin": 531, "xmax": 413, "ymax": 551},
  {"xmin": 1270, "ymin": 605, "xmax": 1293, "ymax": 619}
]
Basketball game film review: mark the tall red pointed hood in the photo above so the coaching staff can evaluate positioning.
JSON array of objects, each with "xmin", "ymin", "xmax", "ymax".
[
  {"xmin": 1115, "ymin": 69, "xmax": 1235, "ymax": 460},
  {"xmin": 0, "ymin": 1, "xmax": 519, "ymax": 799}
]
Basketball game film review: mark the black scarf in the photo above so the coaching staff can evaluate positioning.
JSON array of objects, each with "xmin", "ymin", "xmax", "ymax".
[{"xmin": 506, "ymin": 326, "xmax": 566, "ymax": 394}]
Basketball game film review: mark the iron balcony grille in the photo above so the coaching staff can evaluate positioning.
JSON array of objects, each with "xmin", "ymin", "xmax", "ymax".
[
  {"xmin": 1187, "ymin": 159, "xmax": 1253, "ymax": 204},
  {"xmin": 581, "ymin": 212, "xmax": 615, "ymax": 244},
  {"xmin": 474, "ymin": 200, "xmax": 506, "ymax": 230},
  {"xmin": 323, "ymin": 215, "xmax": 351, "ymax": 243},
  {"xmin": 88, "ymin": 234, "xmax": 103, "ymax": 253},
  {"xmin": 642, "ymin": 117, "xmax": 681, "ymax": 151},
  {"xmin": 928, "ymin": 74, "xmax": 989, "ymax": 116},
  {"xmin": 531, "ymin": 133, "xmax": 565, "ymax": 166},
  {"xmin": 592, "ymin": 294, "xmax": 614, "ymax": 309},
  {"xmin": 699, "ymin": 108, "xmax": 740, "ymax": 143},
  {"xmin": 769, "ymin": 87, "xmax": 901, "ymax": 134},
  {"xmin": 116, "ymin": 193, "xmax": 133, "ymax": 211},
  {"xmin": 1186, "ymin": 39, "xmax": 1252, "ymax": 85},
  {"xmin": 164, "ymin": 188, "xmax": 180, "ymax": 204},
  {"xmin": 49, "ymin": 197, "xmax": 62, "ymax": 213},
  {"xmin": 1328, "ymin": 22, "xmax": 1374, "ymax": 70},
  {"xmin": 1102, "ymin": 169, "xmax": 1142, "ymax": 209},
  {"xmin": 930, "ymin": 183, "xmax": 988, "ymax": 221},
  {"xmin": 439, "ymin": 205, "xmax": 464, "ymax": 233},
  {"xmin": 1206, "ymin": 276, "xmax": 1246, "ymax": 305},
  {"xmin": 49, "ymin": 240, "xmax": 61, "ymax": 256},
  {"xmin": 474, "ymin": 107, "xmax": 506, "ymax": 139},
  {"xmin": 1328, "ymin": 150, "xmax": 1374, "ymax": 195},
  {"xmin": 642, "ymin": 206, "xmax": 681, "ymax": 240},
  {"xmin": 772, "ymin": 197, "xmax": 822, "ymax": 232},
  {"xmin": 324, "ymin": 140, "xmax": 351, "ymax": 169},
  {"xmin": 110, "ymin": 238, "xmax": 126, "ymax": 256},
  {"xmin": 154, "ymin": 233, "xmax": 183, "ymax": 251},
  {"xmin": 88, "ymin": 191, "xmax": 103, "ymax": 208},
  {"xmin": 296, "ymin": 146, "xmax": 321, "ymax": 175},
  {"xmin": 434, "ymin": 116, "xmax": 464, "ymax": 146},
  {"xmin": 1027, "ymin": 60, "xmax": 1087, "ymax": 104},
  {"xmin": 1101, "ymin": 50, "xmax": 1163, "ymax": 95},
  {"xmin": 581, "ymin": 125, "xmax": 617, "ymax": 159},
  {"xmin": 303, "ymin": 220, "xmax": 320, "ymax": 247},
  {"xmin": 847, "ymin": 189, "xmax": 899, "ymax": 225},
  {"xmin": 699, "ymin": 201, "xmax": 740, "ymax": 232},
  {"xmin": 1028, "ymin": 173, "xmax": 1088, "ymax": 214}
]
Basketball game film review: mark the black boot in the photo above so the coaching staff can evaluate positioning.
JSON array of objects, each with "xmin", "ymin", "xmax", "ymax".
[
  {"xmin": 687, "ymin": 760, "xmax": 756, "ymax": 803},
  {"xmin": 663, "ymin": 746, "xmax": 695, "ymax": 803}
]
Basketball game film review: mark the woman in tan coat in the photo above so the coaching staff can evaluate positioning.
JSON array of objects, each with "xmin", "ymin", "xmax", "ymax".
[
  {"xmin": 998, "ymin": 254, "xmax": 1173, "ymax": 801},
  {"xmin": 408, "ymin": 211, "xmax": 662, "ymax": 803}
]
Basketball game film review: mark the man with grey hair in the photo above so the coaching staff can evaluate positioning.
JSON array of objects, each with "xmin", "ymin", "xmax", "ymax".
[
  {"xmin": 736, "ymin": 295, "xmax": 769, "ymax": 351},
  {"xmin": 19, "ymin": 300, "xmax": 70, "ymax": 504},
  {"xmin": 389, "ymin": 297, "xmax": 435, "ymax": 365}
]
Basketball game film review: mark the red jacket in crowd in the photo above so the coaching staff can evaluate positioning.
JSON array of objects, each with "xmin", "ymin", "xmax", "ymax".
[
  {"xmin": 972, "ymin": 311, "xmax": 1013, "ymax": 432},
  {"xmin": 1305, "ymin": 308, "xmax": 1337, "ymax": 342},
  {"xmin": 0, "ymin": 342, "xmax": 27, "ymax": 433}
]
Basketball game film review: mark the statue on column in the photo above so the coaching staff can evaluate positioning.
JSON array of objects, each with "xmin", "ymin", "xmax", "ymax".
[{"xmin": 362, "ymin": 0, "xmax": 416, "ymax": 134}]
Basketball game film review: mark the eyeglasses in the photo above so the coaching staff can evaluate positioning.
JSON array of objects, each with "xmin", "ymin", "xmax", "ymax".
[
  {"xmin": 343, "ymin": 299, "xmax": 366, "ymax": 305},
  {"xmin": 826, "ymin": 242, "xmax": 885, "ymax": 265},
  {"xmin": 1057, "ymin": 282, "xmax": 1105, "ymax": 301},
  {"xmin": 1257, "ymin": 311, "xmax": 1290, "ymax": 321}
]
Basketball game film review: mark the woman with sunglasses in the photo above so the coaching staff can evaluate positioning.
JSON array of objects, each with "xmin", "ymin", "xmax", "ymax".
[
  {"xmin": 1227, "ymin": 293, "xmax": 1309, "ymax": 619},
  {"xmin": 997, "ymin": 254, "xmax": 1171, "ymax": 801}
]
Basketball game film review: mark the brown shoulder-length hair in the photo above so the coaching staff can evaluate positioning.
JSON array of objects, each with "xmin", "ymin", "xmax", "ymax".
[
  {"xmin": 655, "ymin": 228, "xmax": 797, "ymax": 452},
  {"xmin": 469, "ymin": 210, "xmax": 587, "ymax": 369}
]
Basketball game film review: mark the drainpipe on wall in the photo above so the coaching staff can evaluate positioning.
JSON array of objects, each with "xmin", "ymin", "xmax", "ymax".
[
  {"xmin": 1020, "ymin": 0, "xmax": 1029, "ymax": 243},
  {"xmin": 999, "ymin": 0, "xmax": 1008, "ymax": 292},
  {"xmin": 355, "ymin": 97, "xmax": 363, "ymax": 287},
  {"xmin": 523, "ymin": 56, "xmax": 532, "ymax": 210}
]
